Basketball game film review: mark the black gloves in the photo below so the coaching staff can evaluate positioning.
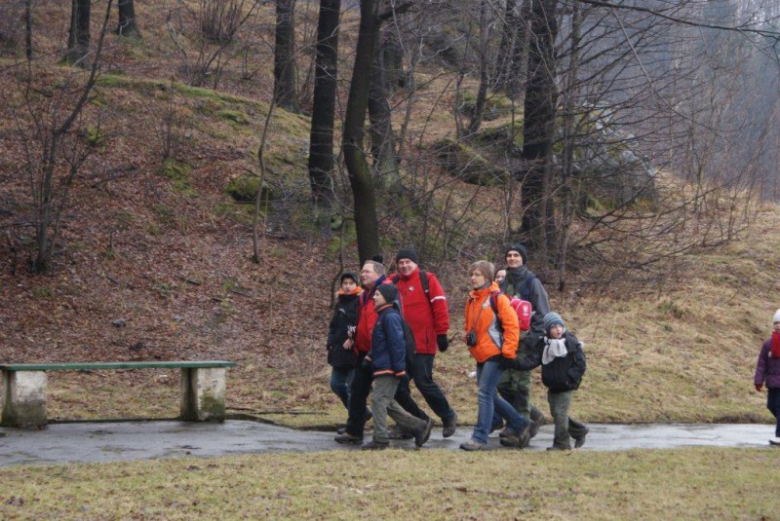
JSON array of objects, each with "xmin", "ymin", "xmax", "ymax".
[
  {"xmin": 437, "ymin": 335, "xmax": 449, "ymax": 352},
  {"xmin": 361, "ymin": 357, "xmax": 372, "ymax": 370}
]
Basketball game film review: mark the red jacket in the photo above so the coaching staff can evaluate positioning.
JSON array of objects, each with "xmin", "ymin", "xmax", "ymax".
[
  {"xmin": 392, "ymin": 268, "xmax": 449, "ymax": 355},
  {"xmin": 355, "ymin": 275, "xmax": 391, "ymax": 354}
]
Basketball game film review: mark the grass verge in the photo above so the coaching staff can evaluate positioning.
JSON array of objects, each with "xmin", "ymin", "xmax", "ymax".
[{"xmin": 0, "ymin": 448, "xmax": 778, "ymax": 519}]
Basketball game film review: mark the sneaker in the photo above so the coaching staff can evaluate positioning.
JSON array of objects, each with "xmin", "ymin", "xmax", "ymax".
[
  {"xmin": 336, "ymin": 426, "xmax": 347, "ymax": 435},
  {"xmin": 769, "ymin": 437, "xmax": 780, "ymax": 446},
  {"xmin": 460, "ymin": 438, "xmax": 488, "ymax": 451},
  {"xmin": 547, "ymin": 444, "xmax": 572, "ymax": 451},
  {"xmin": 361, "ymin": 440, "xmax": 389, "ymax": 451},
  {"xmin": 442, "ymin": 412, "xmax": 458, "ymax": 438},
  {"xmin": 529, "ymin": 416, "xmax": 546, "ymax": 439},
  {"xmin": 574, "ymin": 426, "xmax": 590, "ymax": 448},
  {"xmin": 389, "ymin": 424, "xmax": 414, "ymax": 440},
  {"xmin": 334, "ymin": 432, "xmax": 363, "ymax": 445},
  {"xmin": 415, "ymin": 418, "xmax": 434, "ymax": 447}
]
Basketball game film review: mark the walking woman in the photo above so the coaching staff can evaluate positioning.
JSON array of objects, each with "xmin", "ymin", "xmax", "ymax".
[{"xmin": 460, "ymin": 261, "xmax": 531, "ymax": 451}]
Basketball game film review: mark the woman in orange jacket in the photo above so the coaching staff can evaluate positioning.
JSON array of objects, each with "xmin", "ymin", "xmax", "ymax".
[{"xmin": 460, "ymin": 261, "xmax": 532, "ymax": 451}]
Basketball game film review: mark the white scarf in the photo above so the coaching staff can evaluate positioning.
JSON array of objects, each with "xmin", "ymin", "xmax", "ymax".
[{"xmin": 542, "ymin": 336, "xmax": 568, "ymax": 365}]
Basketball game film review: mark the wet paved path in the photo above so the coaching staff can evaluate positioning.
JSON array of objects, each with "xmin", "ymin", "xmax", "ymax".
[{"xmin": 0, "ymin": 421, "xmax": 775, "ymax": 467}]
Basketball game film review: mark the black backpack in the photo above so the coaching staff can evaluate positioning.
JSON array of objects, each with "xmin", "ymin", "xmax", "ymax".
[{"xmin": 383, "ymin": 308, "xmax": 417, "ymax": 366}]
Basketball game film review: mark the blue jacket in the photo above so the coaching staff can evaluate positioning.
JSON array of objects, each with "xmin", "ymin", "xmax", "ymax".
[{"xmin": 366, "ymin": 304, "xmax": 407, "ymax": 378}]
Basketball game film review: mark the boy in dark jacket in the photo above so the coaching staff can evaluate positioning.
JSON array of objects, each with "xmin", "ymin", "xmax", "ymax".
[
  {"xmin": 327, "ymin": 272, "xmax": 361, "ymax": 413},
  {"xmin": 515, "ymin": 312, "xmax": 588, "ymax": 450},
  {"xmin": 362, "ymin": 284, "xmax": 433, "ymax": 450},
  {"xmin": 753, "ymin": 309, "xmax": 780, "ymax": 446}
]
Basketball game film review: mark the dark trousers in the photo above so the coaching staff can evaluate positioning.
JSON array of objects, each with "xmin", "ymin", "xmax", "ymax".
[
  {"xmin": 409, "ymin": 354, "xmax": 455, "ymax": 422},
  {"xmin": 768, "ymin": 388, "xmax": 780, "ymax": 437},
  {"xmin": 345, "ymin": 353, "xmax": 373, "ymax": 437},
  {"xmin": 395, "ymin": 374, "xmax": 429, "ymax": 422}
]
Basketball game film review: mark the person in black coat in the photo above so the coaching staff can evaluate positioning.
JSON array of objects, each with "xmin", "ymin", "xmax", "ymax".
[
  {"xmin": 515, "ymin": 312, "xmax": 589, "ymax": 450},
  {"xmin": 327, "ymin": 272, "xmax": 361, "ymax": 412}
]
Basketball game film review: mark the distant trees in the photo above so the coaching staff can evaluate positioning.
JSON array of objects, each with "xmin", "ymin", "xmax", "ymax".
[
  {"xmin": 65, "ymin": 0, "xmax": 91, "ymax": 66},
  {"xmin": 274, "ymin": 0, "xmax": 300, "ymax": 113},
  {"xmin": 117, "ymin": 0, "xmax": 141, "ymax": 38}
]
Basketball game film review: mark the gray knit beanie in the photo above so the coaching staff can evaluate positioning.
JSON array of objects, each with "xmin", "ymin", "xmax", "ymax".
[{"xmin": 543, "ymin": 312, "xmax": 565, "ymax": 333}]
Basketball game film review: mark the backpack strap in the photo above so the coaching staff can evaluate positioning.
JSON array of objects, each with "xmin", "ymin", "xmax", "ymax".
[
  {"xmin": 520, "ymin": 273, "xmax": 535, "ymax": 302},
  {"xmin": 488, "ymin": 290, "xmax": 501, "ymax": 316},
  {"xmin": 393, "ymin": 270, "xmax": 433, "ymax": 310}
]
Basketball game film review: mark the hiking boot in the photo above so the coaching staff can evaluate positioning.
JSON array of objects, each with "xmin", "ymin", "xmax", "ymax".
[
  {"xmin": 547, "ymin": 444, "xmax": 572, "ymax": 451},
  {"xmin": 501, "ymin": 424, "xmax": 531, "ymax": 448},
  {"xmin": 529, "ymin": 415, "xmax": 546, "ymax": 439},
  {"xmin": 574, "ymin": 426, "xmax": 590, "ymax": 448},
  {"xmin": 334, "ymin": 432, "xmax": 363, "ymax": 445},
  {"xmin": 361, "ymin": 440, "xmax": 389, "ymax": 451},
  {"xmin": 442, "ymin": 412, "xmax": 458, "ymax": 438},
  {"xmin": 415, "ymin": 418, "xmax": 434, "ymax": 447},
  {"xmin": 336, "ymin": 426, "xmax": 347, "ymax": 435},
  {"xmin": 389, "ymin": 424, "xmax": 414, "ymax": 440},
  {"xmin": 498, "ymin": 426, "xmax": 512, "ymax": 438},
  {"xmin": 769, "ymin": 437, "xmax": 780, "ymax": 446},
  {"xmin": 460, "ymin": 438, "xmax": 488, "ymax": 451}
]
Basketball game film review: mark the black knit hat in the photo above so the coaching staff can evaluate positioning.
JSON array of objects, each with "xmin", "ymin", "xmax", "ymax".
[
  {"xmin": 376, "ymin": 283, "xmax": 398, "ymax": 304},
  {"xmin": 505, "ymin": 244, "xmax": 528, "ymax": 265},
  {"xmin": 395, "ymin": 248, "xmax": 419, "ymax": 265},
  {"xmin": 340, "ymin": 272, "xmax": 358, "ymax": 285}
]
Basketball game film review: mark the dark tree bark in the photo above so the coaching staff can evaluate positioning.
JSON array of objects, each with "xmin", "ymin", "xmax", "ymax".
[
  {"xmin": 25, "ymin": 0, "xmax": 33, "ymax": 60},
  {"xmin": 465, "ymin": 0, "xmax": 490, "ymax": 136},
  {"xmin": 65, "ymin": 0, "xmax": 91, "ymax": 66},
  {"xmin": 274, "ymin": 0, "xmax": 300, "ymax": 113},
  {"xmin": 307, "ymin": 0, "xmax": 341, "ymax": 207},
  {"xmin": 493, "ymin": 0, "xmax": 517, "ymax": 91},
  {"xmin": 116, "ymin": 0, "xmax": 141, "ymax": 38},
  {"xmin": 508, "ymin": 0, "xmax": 531, "ymax": 100},
  {"xmin": 368, "ymin": 35, "xmax": 399, "ymax": 188},
  {"xmin": 343, "ymin": 0, "xmax": 381, "ymax": 264},
  {"xmin": 520, "ymin": 0, "xmax": 558, "ymax": 241}
]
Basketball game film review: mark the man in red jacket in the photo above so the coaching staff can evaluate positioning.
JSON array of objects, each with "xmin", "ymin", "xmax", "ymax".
[{"xmin": 392, "ymin": 248, "xmax": 458, "ymax": 437}]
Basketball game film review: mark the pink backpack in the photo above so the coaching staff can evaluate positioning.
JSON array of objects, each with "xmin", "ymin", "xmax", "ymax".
[{"xmin": 489, "ymin": 294, "xmax": 532, "ymax": 331}]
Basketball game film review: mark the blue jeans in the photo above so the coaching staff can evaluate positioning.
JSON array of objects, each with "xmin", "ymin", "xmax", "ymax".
[
  {"xmin": 330, "ymin": 366, "xmax": 354, "ymax": 411},
  {"xmin": 473, "ymin": 360, "xmax": 530, "ymax": 444}
]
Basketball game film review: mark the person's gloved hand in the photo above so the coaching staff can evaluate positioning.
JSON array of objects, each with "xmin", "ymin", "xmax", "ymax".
[
  {"xmin": 500, "ymin": 356, "xmax": 516, "ymax": 370},
  {"xmin": 437, "ymin": 335, "xmax": 449, "ymax": 352},
  {"xmin": 756, "ymin": 384, "xmax": 763, "ymax": 392}
]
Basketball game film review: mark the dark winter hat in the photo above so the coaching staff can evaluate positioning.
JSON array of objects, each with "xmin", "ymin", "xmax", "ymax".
[
  {"xmin": 395, "ymin": 248, "xmax": 419, "ymax": 265},
  {"xmin": 371, "ymin": 254, "xmax": 384, "ymax": 264},
  {"xmin": 340, "ymin": 272, "xmax": 358, "ymax": 285},
  {"xmin": 505, "ymin": 244, "xmax": 528, "ymax": 265},
  {"xmin": 543, "ymin": 312, "xmax": 565, "ymax": 333},
  {"xmin": 376, "ymin": 283, "xmax": 398, "ymax": 304}
]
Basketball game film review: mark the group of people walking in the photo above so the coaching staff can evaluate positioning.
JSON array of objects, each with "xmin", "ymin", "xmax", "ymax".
[{"xmin": 326, "ymin": 245, "xmax": 589, "ymax": 451}]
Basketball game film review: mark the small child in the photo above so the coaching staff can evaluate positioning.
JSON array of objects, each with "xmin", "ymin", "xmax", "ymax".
[
  {"xmin": 515, "ymin": 312, "xmax": 588, "ymax": 450},
  {"xmin": 326, "ymin": 272, "xmax": 361, "ymax": 414},
  {"xmin": 495, "ymin": 269, "xmax": 507, "ymax": 285},
  {"xmin": 753, "ymin": 309, "xmax": 780, "ymax": 446}
]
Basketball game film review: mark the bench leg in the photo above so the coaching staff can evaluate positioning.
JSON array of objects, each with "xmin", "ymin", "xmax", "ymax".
[
  {"xmin": 1, "ymin": 370, "xmax": 48, "ymax": 429},
  {"xmin": 180, "ymin": 368, "xmax": 227, "ymax": 422}
]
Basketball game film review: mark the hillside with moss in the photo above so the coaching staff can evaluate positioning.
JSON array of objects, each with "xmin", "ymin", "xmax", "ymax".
[{"xmin": 1, "ymin": 1, "xmax": 778, "ymax": 428}]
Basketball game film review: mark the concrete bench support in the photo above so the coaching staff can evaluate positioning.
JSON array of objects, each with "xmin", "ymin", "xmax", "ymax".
[
  {"xmin": 2, "ymin": 370, "xmax": 48, "ymax": 429},
  {"xmin": 180, "ymin": 367, "xmax": 227, "ymax": 422},
  {"xmin": 1, "ymin": 361, "xmax": 235, "ymax": 429}
]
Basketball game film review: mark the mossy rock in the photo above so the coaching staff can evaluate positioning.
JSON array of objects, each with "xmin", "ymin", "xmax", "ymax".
[
  {"xmin": 217, "ymin": 110, "xmax": 249, "ymax": 125},
  {"xmin": 459, "ymin": 92, "xmax": 516, "ymax": 121},
  {"xmin": 225, "ymin": 174, "xmax": 275, "ymax": 202},
  {"xmin": 160, "ymin": 159, "xmax": 197, "ymax": 197},
  {"xmin": 431, "ymin": 137, "xmax": 509, "ymax": 186},
  {"xmin": 471, "ymin": 121, "xmax": 524, "ymax": 149}
]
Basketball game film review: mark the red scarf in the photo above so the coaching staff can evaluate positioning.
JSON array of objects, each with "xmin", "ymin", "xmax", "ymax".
[{"xmin": 772, "ymin": 332, "xmax": 780, "ymax": 358}]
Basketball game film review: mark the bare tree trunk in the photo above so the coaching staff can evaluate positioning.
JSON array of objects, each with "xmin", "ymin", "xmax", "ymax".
[
  {"xmin": 274, "ymin": 0, "xmax": 300, "ymax": 113},
  {"xmin": 117, "ymin": 0, "xmax": 141, "ymax": 38},
  {"xmin": 493, "ymin": 0, "xmax": 516, "ymax": 91},
  {"xmin": 343, "ymin": 0, "xmax": 380, "ymax": 264},
  {"xmin": 307, "ymin": 0, "xmax": 340, "ymax": 208},
  {"xmin": 368, "ymin": 36, "xmax": 400, "ymax": 189},
  {"xmin": 65, "ymin": 0, "xmax": 91, "ymax": 67},
  {"xmin": 508, "ymin": 0, "xmax": 531, "ymax": 101},
  {"xmin": 465, "ymin": 0, "xmax": 490, "ymax": 136},
  {"xmin": 25, "ymin": 0, "xmax": 33, "ymax": 60},
  {"xmin": 520, "ymin": 0, "xmax": 558, "ymax": 243}
]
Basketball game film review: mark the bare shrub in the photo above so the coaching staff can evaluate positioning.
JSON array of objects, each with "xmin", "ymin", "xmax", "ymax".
[{"xmin": 199, "ymin": 0, "xmax": 244, "ymax": 44}]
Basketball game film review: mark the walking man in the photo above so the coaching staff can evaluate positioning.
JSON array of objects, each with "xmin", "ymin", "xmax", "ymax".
[
  {"xmin": 497, "ymin": 244, "xmax": 549, "ymax": 437},
  {"xmin": 392, "ymin": 248, "xmax": 458, "ymax": 437}
]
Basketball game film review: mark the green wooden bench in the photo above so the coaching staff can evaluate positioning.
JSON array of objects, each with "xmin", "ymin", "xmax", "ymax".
[{"xmin": 0, "ymin": 361, "xmax": 236, "ymax": 429}]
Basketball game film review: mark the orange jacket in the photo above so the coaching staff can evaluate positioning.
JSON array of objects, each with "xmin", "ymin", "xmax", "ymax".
[{"xmin": 464, "ymin": 282, "xmax": 520, "ymax": 363}]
